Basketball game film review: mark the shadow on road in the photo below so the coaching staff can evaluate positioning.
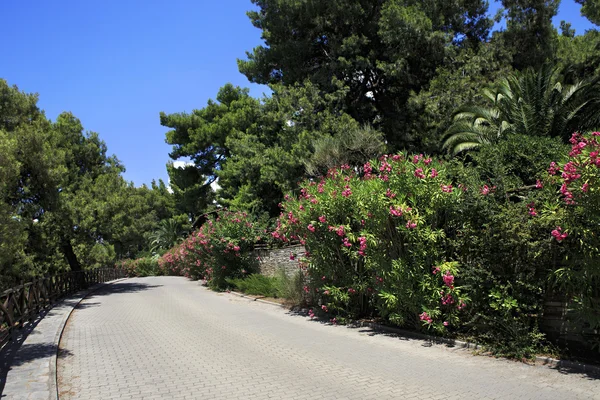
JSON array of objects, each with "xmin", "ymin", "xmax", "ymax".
[
  {"xmin": 285, "ymin": 308, "xmax": 600, "ymax": 381},
  {"xmin": 0, "ymin": 279, "xmax": 161, "ymax": 397},
  {"xmin": 0, "ymin": 309, "xmax": 49, "ymax": 396}
]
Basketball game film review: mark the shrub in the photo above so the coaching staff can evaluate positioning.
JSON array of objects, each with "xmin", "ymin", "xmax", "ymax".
[
  {"xmin": 116, "ymin": 256, "xmax": 161, "ymax": 277},
  {"xmin": 275, "ymin": 154, "xmax": 468, "ymax": 332},
  {"xmin": 158, "ymin": 211, "xmax": 263, "ymax": 289},
  {"xmin": 545, "ymin": 132, "xmax": 600, "ymax": 350},
  {"xmin": 227, "ymin": 274, "xmax": 280, "ymax": 297}
]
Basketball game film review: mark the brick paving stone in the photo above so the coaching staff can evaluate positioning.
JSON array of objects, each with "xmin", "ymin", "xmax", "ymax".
[{"xmin": 57, "ymin": 277, "xmax": 600, "ymax": 399}]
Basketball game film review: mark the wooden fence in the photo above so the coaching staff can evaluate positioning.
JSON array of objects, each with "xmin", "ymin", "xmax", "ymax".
[{"xmin": 0, "ymin": 268, "xmax": 126, "ymax": 348}]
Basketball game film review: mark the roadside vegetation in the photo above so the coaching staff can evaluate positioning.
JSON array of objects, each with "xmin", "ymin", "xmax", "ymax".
[{"xmin": 3, "ymin": 0, "xmax": 600, "ymax": 361}]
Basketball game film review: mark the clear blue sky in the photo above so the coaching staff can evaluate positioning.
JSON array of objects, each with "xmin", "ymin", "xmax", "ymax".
[{"xmin": 0, "ymin": 1, "xmax": 595, "ymax": 186}]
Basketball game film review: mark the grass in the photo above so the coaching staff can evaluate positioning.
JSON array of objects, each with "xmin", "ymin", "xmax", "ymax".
[{"xmin": 227, "ymin": 269, "xmax": 306, "ymax": 304}]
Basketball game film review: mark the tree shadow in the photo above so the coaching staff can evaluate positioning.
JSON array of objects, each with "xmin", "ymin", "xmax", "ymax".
[
  {"xmin": 286, "ymin": 307, "xmax": 600, "ymax": 380},
  {"xmin": 0, "ymin": 279, "xmax": 161, "ymax": 396},
  {"xmin": 550, "ymin": 362, "xmax": 600, "ymax": 381},
  {"xmin": 0, "ymin": 309, "xmax": 48, "ymax": 395},
  {"xmin": 84, "ymin": 281, "xmax": 163, "ymax": 299}
]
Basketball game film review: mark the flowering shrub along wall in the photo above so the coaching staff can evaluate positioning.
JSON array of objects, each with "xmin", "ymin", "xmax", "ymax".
[
  {"xmin": 546, "ymin": 132, "xmax": 600, "ymax": 347},
  {"xmin": 158, "ymin": 211, "xmax": 263, "ymax": 289},
  {"xmin": 275, "ymin": 154, "xmax": 469, "ymax": 332}
]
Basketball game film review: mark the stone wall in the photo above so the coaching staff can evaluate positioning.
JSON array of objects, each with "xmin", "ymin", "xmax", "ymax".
[{"xmin": 254, "ymin": 244, "xmax": 306, "ymax": 277}]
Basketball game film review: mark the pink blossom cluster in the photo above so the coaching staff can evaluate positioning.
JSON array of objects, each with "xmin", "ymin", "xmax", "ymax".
[
  {"xmin": 358, "ymin": 236, "xmax": 367, "ymax": 256},
  {"xmin": 441, "ymin": 293, "xmax": 455, "ymax": 305},
  {"xmin": 551, "ymin": 227, "xmax": 568, "ymax": 242},
  {"xmin": 419, "ymin": 312, "xmax": 433, "ymax": 324},
  {"xmin": 442, "ymin": 271, "xmax": 454, "ymax": 288}
]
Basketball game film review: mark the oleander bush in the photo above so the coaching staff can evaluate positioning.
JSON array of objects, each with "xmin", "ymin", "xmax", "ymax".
[
  {"xmin": 116, "ymin": 256, "xmax": 161, "ymax": 277},
  {"xmin": 275, "ymin": 153, "xmax": 469, "ymax": 331},
  {"xmin": 158, "ymin": 211, "xmax": 264, "ymax": 289}
]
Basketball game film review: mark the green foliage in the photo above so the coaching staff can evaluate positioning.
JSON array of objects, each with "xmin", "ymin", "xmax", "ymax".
[
  {"xmin": 575, "ymin": 0, "xmax": 600, "ymax": 25},
  {"xmin": 239, "ymin": 0, "xmax": 492, "ymax": 150},
  {"xmin": 148, "ymin": 218, "xmax": 185, "ymax": 254},
  {"xmin": 444, "ymin": 64, "xmax": 600, "ymax": 154},
  {"xmin": 117, "ymin": 256, "xmax": 161, "ymax": 278},
  {"xmin": 0, "ymin": 79, "xmax": 180, "ymax": 286},
  {"xmin": 304, "ymin": 125, "xmax": 386, "ymax": 177},
  {"xmin": 227, "ymin": 269, "xmax": 307, "ymax": 304},
  {"xmin": 227, "ymin": 274, "xmax": 280, "ymax": 297},
  {"xmin": 275, "ymin": 154, "xmax": 468, "ymax": 332},
  {"xmin": 158, "ymin": 211, "xmax": 263, "ymax": 289},
  {"xmin": 496, "ymin": 0, "xmax": 560, "ymax": 70}
]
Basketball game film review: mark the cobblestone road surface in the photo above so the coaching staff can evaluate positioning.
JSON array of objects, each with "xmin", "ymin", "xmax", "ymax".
[{"xmin": 57, "ymin": 277, "xmax": 600, "ymax": 399}]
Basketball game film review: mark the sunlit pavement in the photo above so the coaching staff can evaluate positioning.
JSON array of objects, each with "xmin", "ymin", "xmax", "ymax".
[{"xmin": 57, "ymin": 276, "xmax": 600, "ymax": 399}]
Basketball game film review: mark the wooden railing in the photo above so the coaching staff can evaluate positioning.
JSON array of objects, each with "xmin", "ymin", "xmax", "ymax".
[{"xmin": 0, "ymin": 268, "xmax": 126, "ymax": 348}]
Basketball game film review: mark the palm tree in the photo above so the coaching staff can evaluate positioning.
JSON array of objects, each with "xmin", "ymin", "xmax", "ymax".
[
  {"xmin": 443, "ymin": 64, "xmax": 600, "ymax": 155},
  {"xmin": 148, "ymin": 219, "xmax": 183, "ymax": 254}
]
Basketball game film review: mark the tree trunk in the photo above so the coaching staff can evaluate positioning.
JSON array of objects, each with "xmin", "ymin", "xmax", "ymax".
[{"xmin": 61, "ymin": 239, "xmax": 81, "ymax": 272}]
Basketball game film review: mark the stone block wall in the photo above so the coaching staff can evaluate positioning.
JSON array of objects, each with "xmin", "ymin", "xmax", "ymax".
[{"xmin": 254, "ymin": 244, "xmax": 306, "ymax": 277}]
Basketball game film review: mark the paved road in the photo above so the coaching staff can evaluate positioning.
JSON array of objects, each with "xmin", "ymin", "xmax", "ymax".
[{"xmin": 57, "ymin": 277, "xmax": 600, "ymax": 400}]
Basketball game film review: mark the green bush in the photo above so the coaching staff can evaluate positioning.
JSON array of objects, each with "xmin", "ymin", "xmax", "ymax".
[
  {"xmin": 227, "ymin": 274, "xmax": 280, "ymax": 297},
  {"xmin": 116, "ymin": 256, "xmax": 161, "ymax": 277},
  {"xmin": 276, "ymin": 154, "xmax": 468, "ymax": 332},
  {"xmin": 158, "ymin": 211, "xmax": 264, "ymax": 289}
]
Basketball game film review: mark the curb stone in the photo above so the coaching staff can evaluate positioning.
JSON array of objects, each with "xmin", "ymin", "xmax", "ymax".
[
  {"xmin": 1, "ymin": 278, "xmax": 128, "ymax": 400},
  {"xmin": 226, "ymin": 293, "xmax": 600, "ymax": 377},
  {"xmin": 226, "ymin": 290, "xmax": 286, "ymax": 307}
]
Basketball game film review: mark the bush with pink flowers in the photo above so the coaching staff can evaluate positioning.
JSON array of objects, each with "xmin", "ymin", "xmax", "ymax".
[
  {"xmin": 158, "ymin": 211, "xmax": 263, "ymax": 289},
  {"xmin": 544, "ymin": 132, "xmax": 600, "ymax": 348},
  {"xmin": 275, "ymin": 154, "xmax": 469, "ymax": 332}
]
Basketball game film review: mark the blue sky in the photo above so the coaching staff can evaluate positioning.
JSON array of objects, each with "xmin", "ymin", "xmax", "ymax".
[{"xmin": 0, "ymin": 1, "xmax": 595, "ymax": 187}]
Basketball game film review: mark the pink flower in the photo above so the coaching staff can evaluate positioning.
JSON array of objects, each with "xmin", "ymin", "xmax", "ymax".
[
  {"xmin": 582, "ymin": 183, "xmax": 589, "ymax": 192},
  {"xmin": 443, "ymin": 321, "xmax": 449, "ymax": 327},
  {"xmin": 342, "ymin": 238, "xmax": 352, "ymax": 248},
  {"xmin": 441, "ymin": 293, "xmax": 455, "ymax": 305},
  {"xmin": 307, "ymin": 224, "xmax": 316, "ymax": 232},
  {"xmin": 290, "ymin": 253, "xmax": 296, "ymax": 260},
  {"xmin": 405, "ymin": 221, "xmax": 417, "ymax": 229},
  {"xmin": 424, "ymin": 158, "xmax": 433, "ymax": 165},
  {"xmin": 442, "ymin": 271, "xmax": 454, "ymax": 288},
  {"xmin": 308, "ymin": 309, "xmax": 315, "ymax": 319},
  {"xmin": 321, "ymin": 305, "xmax": 328, "ymax": 312},
  {"xmin": 430, "ymin": 168, "xmax": 438, "ymax": 178},
  {"xmin": 535, "ymin": 180, "xmax": 543, "ymax": 189},
  {"xmin": 551, "ymin": 227, "xmax": 568, "ymax": 242},
  {"xmin": 432, "ymin": 266, "xmax": 441, "ymax": 275},
  {"xmin": 414, "ymin": 168, "xmax": 426, "ymax": 179},
  {"xmin": 548, "ymin": 162, "xmax": 559, "ymax": 175},
  {"xmin": 385, "ymin": 188, "xmax": 397, "ymax": 198},
  {"xmin": 419, "ymin": 312, "xmax": 433, "ymax": 324},
  {"xmin": 341, "ymin": 186, "xmax": 352, "ymax": 197},
  {"xmin": 336, "ymin": 226, "xmax": 345, "ymax": 237},
  {"xmin": 457, "ymin": 301, "xmax": 466, "ymax": 311},
  {"xmin": 441, "ymin": 184, "xmax": 453, "ymax": 193},
  {"xmin": 389, "ymin": 205, "xmax": 403, "ymax": 217},
  {"xmin": 303, "ymin": 286, "xmax": 310, "ymax": 293},
  {"xmin": 480, "ymin": 185, "xmax": 490, "ymax": 195},
  {"xmin": 348, "ymin": 288, "xmax": 356, "ymax": 294},
  {"xmin": 527, "ymin": 202, "xmax": 537, "ymax": 217},
  {"xmin": 593, "ymin": 132, "xmax": 600, "ymax": 136},
  {"xmin": 318, "ymin": 215, "xmax": 327, "ymax": 223},
  {"xmin": 322, "ymin": 275, "xmax": 326, "ymax": 281}
]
